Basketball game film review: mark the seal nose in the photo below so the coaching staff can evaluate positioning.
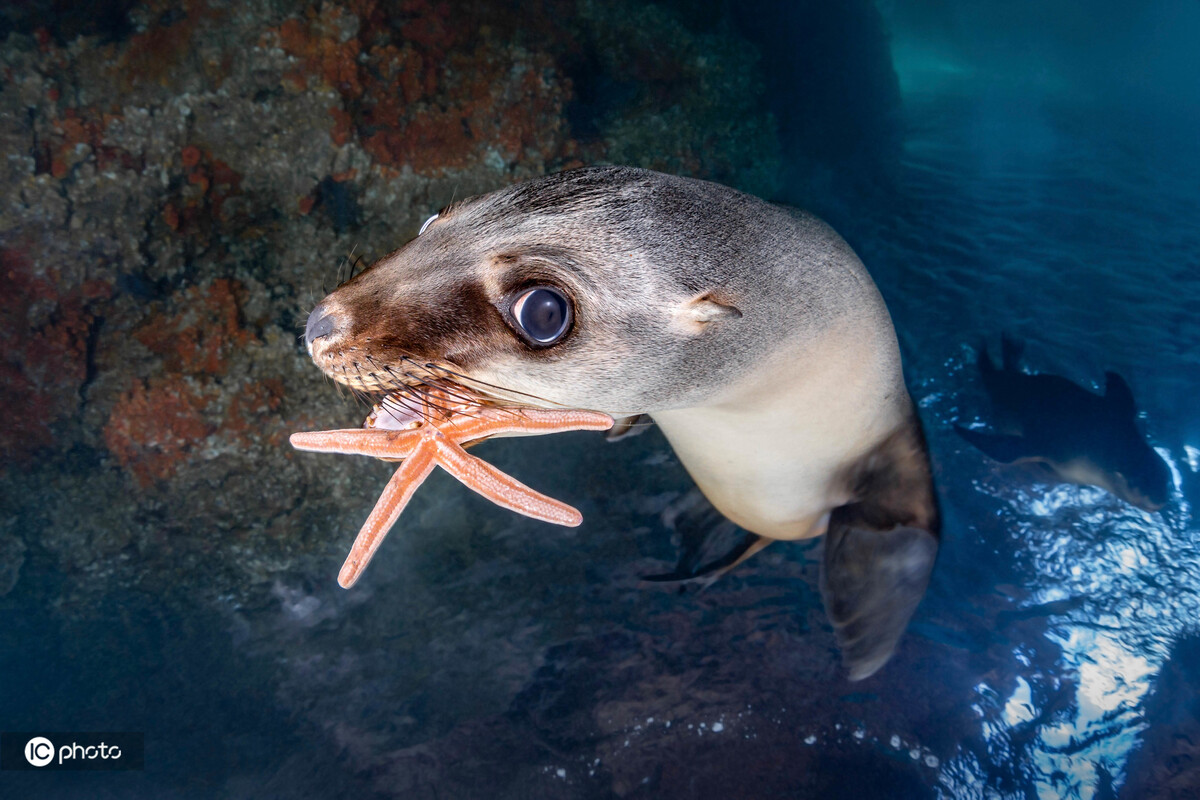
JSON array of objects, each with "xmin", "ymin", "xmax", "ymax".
[{"xmin": 305, "ymin": 303, "xmax": 338, "ymax": 346}]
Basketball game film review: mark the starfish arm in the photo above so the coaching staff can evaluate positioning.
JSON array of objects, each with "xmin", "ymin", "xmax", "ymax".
[
  {"xmin": 290, "ymin": 428, "xmax": 424, "ymax": 460},
  {"xmin": 443, "ymin": 409, "xmax": 614, "ymax": 444},
  {"xmin": 338, "ymin": 438, "xmax": 438, "ymax": 588},
  {"xmin": 431, "ymin": 434, "xmax": 584, "ymax": 526}
]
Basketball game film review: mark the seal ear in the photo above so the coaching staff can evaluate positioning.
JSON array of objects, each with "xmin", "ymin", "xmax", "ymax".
[{"xmin": 677, "ymin": 292, "xmax": 742, "ymax": 330}]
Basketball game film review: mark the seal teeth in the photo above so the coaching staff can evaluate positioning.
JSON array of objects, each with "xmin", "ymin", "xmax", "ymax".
[{"xmin": 367, "ymin": 395, "xmax": 425, "ymax": 430}]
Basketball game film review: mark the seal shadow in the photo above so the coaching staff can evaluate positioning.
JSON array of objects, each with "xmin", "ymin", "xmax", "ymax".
[{"xmin": 954, "ymin": 335, "xmax": 1170, "ymax": 512}]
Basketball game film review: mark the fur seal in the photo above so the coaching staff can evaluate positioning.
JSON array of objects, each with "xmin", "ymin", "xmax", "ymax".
[
  {"xmin": 956, "ymin": 336, "xmax": 1170, "ymax": 511},
  {"xmin": 303, "ymin": 166, "xmax": 939, "ymax": 680}
]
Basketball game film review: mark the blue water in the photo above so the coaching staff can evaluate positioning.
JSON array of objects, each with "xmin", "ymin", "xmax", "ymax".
[
  {"xmin": 869, "ymin": 90, "xmax": 1200, "ymax": 797},
  {"xmin": 4, "ymin": 2, "xmax": 1200, "ymax": 797}
]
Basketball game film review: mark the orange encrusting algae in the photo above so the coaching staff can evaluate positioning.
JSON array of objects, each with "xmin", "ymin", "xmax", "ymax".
[{"xmin": 290, "ymin": 403, "xmax": 613, "ymax": 588}]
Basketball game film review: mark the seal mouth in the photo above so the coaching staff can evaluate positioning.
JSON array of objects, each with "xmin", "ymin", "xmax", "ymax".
[
  {"xmin": 310, "ymin": 347, "xmax": 564, "ymax": 424},
  {"xmin": 364, "ymin": 373, "xmax": 489, "ymax": 430},
  {"xmin": 308, "ymin": 336, "xmax": 444, "ymax": 394}
]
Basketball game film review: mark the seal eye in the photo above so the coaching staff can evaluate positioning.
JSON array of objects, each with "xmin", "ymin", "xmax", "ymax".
[
  {"xmin": 418, "ymin": 213, "xmax": 439, "ymax": 235},
  {"xmin": 511, "ymin": 286, "xmax": 572, "ymax": 345}
]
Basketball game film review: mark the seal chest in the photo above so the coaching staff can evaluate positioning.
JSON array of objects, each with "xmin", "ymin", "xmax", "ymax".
[{"xmin": 302, "ymin": 166, "xmax": 939, "ymax": 679}]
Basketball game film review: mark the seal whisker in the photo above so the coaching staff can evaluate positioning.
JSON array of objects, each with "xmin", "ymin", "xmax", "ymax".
[
  {"xmin": 393, "ymin": 356, "xmax": 493, "ymax": 405},
  {"xmin": 344, "ymin": 363, "xmax": 379, "ymax": 411},
  {"xmin": 389, "ymin": 379, "xmax": 453, "ymax": 422},
  {"xmin": 398, "ymin": 366, "xmax": 516, "ymax": 418},
  {"xmin": 399, "ymin": 370, "xmax": 481, "ymax": 409},
  {"xmin": 334, "ymin": 246, "xmax": 367, "ymax": 290},
  {"xmin": 362, "ymin": 358, "xmax": 462, "ymax": 421},
  {"xmin": 416, "ymin": 359, "xmax": 562, "ymax": 409},
  {"xmin": 358, "ymin": 357, "xmax": 462, "ymax": 423},
  {"xmin": 330, "ymin": 368, "xmax": 351, "ymax": 402},
  {"xmin": 349, "ymin": 384, "xmax": 376, "ymax": 410},
  {"xmin": 381, "ymin": 391, "xmax": 430, "ymax": 424},
  {"xmin": 406, "ymin": 382, "xmax": 479, "ymax": 421},
  {"xmin": 404, "ymin": 389, "xmax": 457, "ymax": 422}
]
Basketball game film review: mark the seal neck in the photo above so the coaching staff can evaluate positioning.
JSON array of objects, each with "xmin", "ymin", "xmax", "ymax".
[{"xmin": 650, "ymin": 321, "xmax": 910, "ymax": 540}]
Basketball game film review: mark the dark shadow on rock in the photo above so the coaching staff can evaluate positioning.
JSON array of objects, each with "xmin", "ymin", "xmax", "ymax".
[{"xmin": 659, "ymin": 0, "xmax": 903, "ymax": 208}]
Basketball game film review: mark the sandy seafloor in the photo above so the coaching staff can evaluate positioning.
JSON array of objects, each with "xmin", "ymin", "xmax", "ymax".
[{"xmin": 2, "ymin": 1, "xmax": 1199, "ymax": 798}]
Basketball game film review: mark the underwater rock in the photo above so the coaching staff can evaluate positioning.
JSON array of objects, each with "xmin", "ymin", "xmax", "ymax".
[{"xmin": 0, "ymin": 0, "xmax": 899, "ymax": 610}]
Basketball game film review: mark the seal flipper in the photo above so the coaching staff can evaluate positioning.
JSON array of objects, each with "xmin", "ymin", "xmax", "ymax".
[
  {"xmin": 606, "ymin": 414, "xmax": 652, "ymax": 441},
  {"xmin": 642, "ymin": 532, "xmax": 770, "ymax": 583},
  {"xmin": 954, "ymin": 425, "xmax": 1032, "ymax": 463},
  {"xmin": 822, "ymin": 419, "xmax": 940, "ymax": 680},
  {"xmin": 643, "ymin": 487, "xmax": 770, "ymax": 584},
  {"xmin": 821, "ymin": 517, "xmax": 938, "ymax": 680}
]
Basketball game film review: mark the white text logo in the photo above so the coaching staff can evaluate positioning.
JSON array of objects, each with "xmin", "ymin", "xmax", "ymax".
[{"xmin": 24, "ymin": 737, "xmax": 53, "ymax": 768}]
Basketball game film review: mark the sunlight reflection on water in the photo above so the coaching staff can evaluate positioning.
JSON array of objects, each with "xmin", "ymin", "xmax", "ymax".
[{"xmin": 937, "ymin": 437, "xmax": 1196, "ymax": 797}]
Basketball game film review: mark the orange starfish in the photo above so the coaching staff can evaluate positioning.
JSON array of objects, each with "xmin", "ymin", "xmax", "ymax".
[{"xmin": 291, "ymin": 398, "xmax": 613, "ymax": 588}]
